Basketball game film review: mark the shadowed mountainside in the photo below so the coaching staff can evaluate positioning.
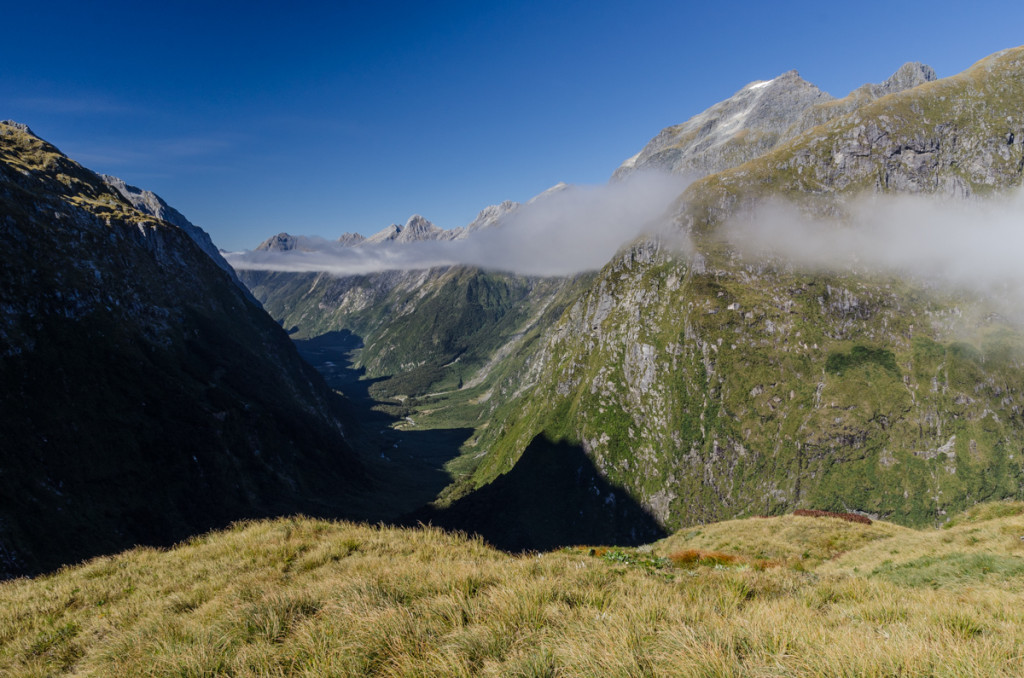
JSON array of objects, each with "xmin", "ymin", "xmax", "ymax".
[
  {"xmin": 411, "ymin": 434, "xmax": 667, "ymax": 551},
  {"xmin": 0, "ymin": 122, "xmax": 364, "ymax": 578}
]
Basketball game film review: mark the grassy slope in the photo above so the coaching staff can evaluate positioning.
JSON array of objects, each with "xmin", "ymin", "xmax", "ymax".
[{"xmin": 4, "ymin": 503, "xmax": 1024, "ymax": 676}]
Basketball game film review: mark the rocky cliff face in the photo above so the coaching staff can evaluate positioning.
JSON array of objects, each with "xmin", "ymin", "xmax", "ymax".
[
  {"xmin": 0, "ymin": 122, "xmax": 363, "ymax": 577},
  {"xmin": 101, "ymin": 174, "xmax": 255, "ymax": 300}
]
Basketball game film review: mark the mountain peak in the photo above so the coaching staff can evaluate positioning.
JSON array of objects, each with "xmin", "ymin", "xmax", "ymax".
[
  {"xmin": 336, "ymin": 232, "xmax": 366, "ymax": 247},
  {"xmin": 528, "ymin": 182, "xmax": 571, "ymax": 204},
  {"xmin": 614, "ymin": 69, "xmax": 830, "ymax": 180},
  {"xmin": 257, "ymin": 232, "xmax": 301, "ymax": 251},
  {"xmin": 745, "ymin": 69, "xmax": 807, "ymax": 90},
  {"xmin": 877, "ymin": 61, "xmax": 937, "ymax": 94},
  {"xmin": 363, "ymin": 214, "xmax": 444, "ymax": 245},
  {"xmin": 0, "ymin": 120, "xmax": 35, "ymax": 137},
  {"xmin": 466, "ymin": 200, "xmax": 520, "ymax": 232}
]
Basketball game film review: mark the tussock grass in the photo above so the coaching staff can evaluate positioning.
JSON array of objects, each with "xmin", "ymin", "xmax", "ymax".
[
  {"xmin": 654, "ymin": 513, "xmax": 910, "ymax": 567},
  {"xmin": 3, "ymin": 509, "xmax": 1024, "ymax": 676}
]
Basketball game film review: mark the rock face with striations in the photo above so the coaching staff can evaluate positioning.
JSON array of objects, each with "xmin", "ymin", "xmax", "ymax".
[{"xmin": 0, "ymin": 122, "xmax": 364, "ymax": 577}]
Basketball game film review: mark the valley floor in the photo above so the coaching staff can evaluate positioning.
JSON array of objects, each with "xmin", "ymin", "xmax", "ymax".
[{"xmin": 4, "ymin": 504, "xmax": 1024, "ymax": 676}]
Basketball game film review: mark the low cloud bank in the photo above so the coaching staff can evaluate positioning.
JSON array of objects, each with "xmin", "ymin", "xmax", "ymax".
[
  {"xmin": 724, "ymin": 189, "xmax": 1024, "ymax": 304},
  {"xmin": 226, "ymin": 172, "xmax": 689, "ymax": 277}
]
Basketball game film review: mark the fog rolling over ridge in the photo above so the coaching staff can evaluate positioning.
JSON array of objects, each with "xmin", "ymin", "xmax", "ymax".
[
  {"xmin": 724, "ymin": 188, "xmax": 1024, "ymax": 313},
  {"xmin": 226, "ymin": 171, "xmax": 690, "ymax": 277}
]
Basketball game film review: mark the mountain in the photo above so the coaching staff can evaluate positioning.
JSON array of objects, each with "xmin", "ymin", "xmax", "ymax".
[
  {"xmin": 363, "ymin": 214, "xmax": 449, "ymax": 245},
  {"xmin": 239, "ymin": 197, "xmax": 534, "ymax": 398},
  {"xmin": 459, "ymin": 46, "xmax": 1024, "ymax": 535},
  {"xmin": 613, "ymin": 62, "xmax": 936, "ymax": 181},
  {"xmin": 0, "ymin": 121, "xmax": 364, "ymax": 577},
  {"xmin": 255, "ymin": 232, "xmax": 323, "ymax": 252},
  {"xmin": 254, "ymin": 201, "xmax": 521, "ymax": 255}
]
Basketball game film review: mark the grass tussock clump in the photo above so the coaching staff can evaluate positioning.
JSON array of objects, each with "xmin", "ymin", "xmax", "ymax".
[{"xmin": 3, "ymin": 507, "xmax": 1024, "ymax": 676}]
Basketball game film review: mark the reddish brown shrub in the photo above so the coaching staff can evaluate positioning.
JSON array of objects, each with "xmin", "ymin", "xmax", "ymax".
[
  {"xmin": 667, "ymin": 549, "xmax": 779, "ymax": 570},
  {"xmin": 794, "ymin": 509, "xmax": 872, "ymax": 525}
]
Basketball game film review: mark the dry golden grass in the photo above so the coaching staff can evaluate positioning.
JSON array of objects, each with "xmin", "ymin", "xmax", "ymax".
[{"xmin": 2, "ymin": 506, "xmax": 1024, "ymax": 676}]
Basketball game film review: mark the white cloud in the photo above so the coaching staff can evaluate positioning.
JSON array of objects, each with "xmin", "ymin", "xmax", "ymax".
[
  {"xmin": 723, "ymin": 188, "xmax": 1024, "ymax": 305},
  {"xmin": 226, "ymin": 171, "xmax": 690, "ymax": 277}
]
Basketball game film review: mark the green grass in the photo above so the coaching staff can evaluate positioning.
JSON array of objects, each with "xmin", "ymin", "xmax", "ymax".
[
  {"xmin": 824, "ymin": 345, "xmax": 900, "ymax": 376},
  {"xmin": 872, "ymin": 552, "xmax": 1024, "ymax": 588}
]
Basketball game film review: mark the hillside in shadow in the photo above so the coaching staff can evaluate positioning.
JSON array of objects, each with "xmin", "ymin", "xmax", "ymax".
[
  {"xmin": 410, "ymin": 434, "xmax": 667, "ymax": 551},
  {"xmin": 292, "ymin": 330, "xmax": 474, "ymax": 521},
  {"xmin": 294, "ymin": 331, "xmax": 668, "ymax": 550}
]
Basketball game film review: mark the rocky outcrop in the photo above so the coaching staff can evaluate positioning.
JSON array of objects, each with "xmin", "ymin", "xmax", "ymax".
[{"xmin": 102, "ymin": 174, "xmax": 254, "ymax": 299}]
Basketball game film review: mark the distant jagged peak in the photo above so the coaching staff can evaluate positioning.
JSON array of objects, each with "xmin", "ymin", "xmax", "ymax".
[
  {"xmin": 362, "ymin": 223, "xmax": 402, "ymax": 245},
  {"xmin": 465, "ymin": 200, "xmax": 520, "ymax": 233},
  {"xmin": 255, "ymin": 199, "xmax": 519, "ymax": 253},
  {"xmin": 741, "ymin": 69, "xmax": 810, "ymax": 92},
  {"xmin": 859, "ymin": 61, "xmax": 937, "ymax": 98},
  {"xmin": 255, "ymin": 232, "xmax": 323, "ymax": 252},
  {"xmin": 336, "ymin": 232, "xmax": 366, "ymax": 247},
  {"xmin": 528, "ymin": 182, "xmax": 571, "ymax": 204},
  {"xmin": 256, "ymin": 232, "xmax": 298, "ymax": 251},
  {"xmin": 398, "ymin": 214, "xmax": 442, "ymax": 241},
  {"xmin": 362, "ymin": 214, "xmax": 445, "ymax": 245}
]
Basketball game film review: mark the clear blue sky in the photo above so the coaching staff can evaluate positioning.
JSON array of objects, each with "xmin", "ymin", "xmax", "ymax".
[{"xmin": 3, "ymin": 0, "xmax": 1022, "ymax": 250}]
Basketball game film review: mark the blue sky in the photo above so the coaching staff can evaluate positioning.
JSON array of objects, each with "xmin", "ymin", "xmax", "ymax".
[{"xmin": 3, "ymin": 0, "xmax": 1023, "ymax": 250}]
